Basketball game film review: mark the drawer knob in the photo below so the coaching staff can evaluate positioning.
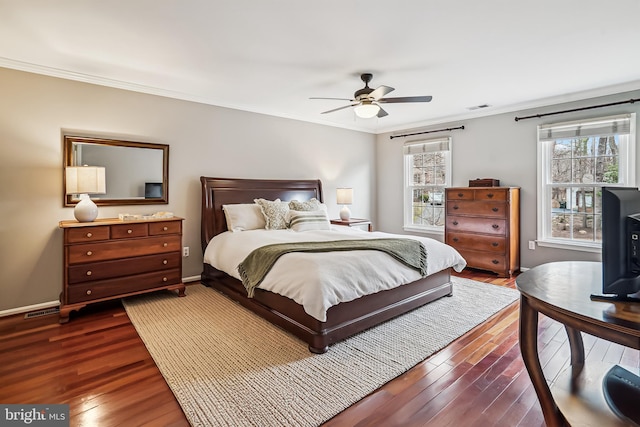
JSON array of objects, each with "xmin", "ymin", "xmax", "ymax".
[
  {"xmin": 86, "ymin": 251, "xmax": 93, "ymax": 256},
  {"xmin": 162, "ymin": 277, "xmax": 168, "ymax": 282},
  {"xmin": 492, "ymin": 207, "xmax": 499, "ymax": 212},
  {"xmin": 127, "ymin": 229, "xmax": 133, "ymax": 234},
  {"xmin": 86, "ymin": 290, "xmax": 92, "ymax": 295},
  {"xmin": 86, "ymin": 270, "xmax": 92, "ymax": 276},
  {"xmin": 492, "ymin": 224, "xmax": 499, "ymax": 229},
  {"xmin": 163, "ymin": 259, "xmax": 168, "ymax": 265},
  {"xmin": 457, "ymin": 193, "xmax": 463, "ymax": 197},
  {"xmin": 163, "ymin": 226, "xmax": 168, "ymax": 231},
  {"xmin": 492, "ymin": 260, "xmax": 499, "ymax": 264},
  {"xmin": 453, "ymin": 205, "xmax": 459, "ymax": 210},
  {"xmin": 453, "ymin": 237, "xmax": 459, "ymax": 242},
  {"xmin": 163, "ymin": 243, "xmax": 168, "ymax": 247},
  {"xmin": 487, "ymin": 193, "xmax": 494, "ymax": 198},
  {"xmin": 492, "ymin": 242, "xmax": 499, "ymax": 247},
  {"xmin": 452, "ymin": 221, "xmax": 459, "ymax": 226},
  {"xmin": 86, "ymin": 232, "xmax": 92, "ymax": 238}
]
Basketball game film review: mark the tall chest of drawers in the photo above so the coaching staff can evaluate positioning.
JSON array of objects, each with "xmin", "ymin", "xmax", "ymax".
[
  {"xmin": 445, "ymin": 187, "xmax": 520, "ymax": 277},
  {"xmin": 59, "ymin": 217, "xmax": 186, "ymax": 323}
]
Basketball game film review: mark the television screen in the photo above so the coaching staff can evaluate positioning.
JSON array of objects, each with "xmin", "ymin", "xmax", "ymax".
[
  {"xmin": 144, "ymin": 182, "xmax": 163, "ymax": 198},
  {"xmin": 598, "ymin": 187, "xmax": 640, "ymax": 301}
]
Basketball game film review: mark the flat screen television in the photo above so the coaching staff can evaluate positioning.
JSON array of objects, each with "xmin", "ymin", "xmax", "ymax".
[
  {"xmin": 144, "ymin": 182, "xmax": 163, "ymax": 199},
  {"xmin": 596, "ymin": 186, "xmax": 640, "ymax": 302}
]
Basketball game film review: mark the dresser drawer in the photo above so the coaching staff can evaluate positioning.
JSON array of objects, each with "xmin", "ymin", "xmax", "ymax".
[
  {"xmin": 447, "ymin": 201, "xmax": 508, "ymax": 218},
  {"xmin": 67, "ymin": 252, "xmax": 181, "ymax": 284},
  {"xmin": 446, "ymin": 232, "xmax": 506, "ymax": 253},
  {"xmin": 447, "ymin": 189, "xmax": 475, "ymax": 200},
  {"xmin": 67, "ymin": 235, "xmax": 182, "ymax": 264},
  {"xmin": 65, "ymin": 226, "xmax": 110, "ymax": 243},
  {"xmin": 67, "ymin": 268, "xmax": 182, "ymax": 304},
  {"xmin": 111, "ymin": 223, "xmax": 148, "ymax": 239},
  {"xmin": 474, "ymin": 189, "xmax": 507, "ymax": 201},
  {"xmin": 446, "ymin": 216, "xmax": 507, "ymax": 235},
  {"xmin": 457, "ymin": 249, "xmax": 507, "ymax": 272},
  {"xmin": 149, "ymin": 221, "xmax": 181, "ymax": 235}
]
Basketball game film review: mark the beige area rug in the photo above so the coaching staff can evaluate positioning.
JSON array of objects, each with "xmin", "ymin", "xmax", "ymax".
[{"xmin": 123, "ymin": 277, "xmax": 519, "ymax": 427}]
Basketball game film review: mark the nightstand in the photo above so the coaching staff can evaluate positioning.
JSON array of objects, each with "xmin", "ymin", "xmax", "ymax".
[{"xmin": 330, "ymin": 218, "xmax": 373, "ymax": 232}]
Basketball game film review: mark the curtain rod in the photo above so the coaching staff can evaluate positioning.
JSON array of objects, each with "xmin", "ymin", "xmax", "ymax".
[
  {"xmin": 390, "ymin": 125, "xmax": 465, "ymax": 140},
  {"xmin": 514, "ymin": 98, "xmax": 639, "ymax": 122}
]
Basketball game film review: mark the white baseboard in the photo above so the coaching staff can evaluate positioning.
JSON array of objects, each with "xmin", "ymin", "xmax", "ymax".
[{"xmin": 2, "ymin": 275, "xmax": 202, "ymax": 318}]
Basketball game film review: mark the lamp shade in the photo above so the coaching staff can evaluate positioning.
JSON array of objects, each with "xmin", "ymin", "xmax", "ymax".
[
  {"xmin": 336, "ymin": 188, "xmax": 353, "ymax": 205},
  {"xmin": 354, "ymin": 102, "xmax": 380, "ymax": 119},
  {"xmin": 65, "ymin": 166, "xmax": 106, "ymax": 195}
]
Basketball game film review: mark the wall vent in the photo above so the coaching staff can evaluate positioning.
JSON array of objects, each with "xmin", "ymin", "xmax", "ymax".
[{"xmin": 24, "ymin": 307, "xmax": 60, "ymax": 319}]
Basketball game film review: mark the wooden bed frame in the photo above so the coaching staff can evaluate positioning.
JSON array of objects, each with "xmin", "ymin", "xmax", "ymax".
[{"xmin": 200, "ymin": 176, "xmax": 454, "ymax": 353}]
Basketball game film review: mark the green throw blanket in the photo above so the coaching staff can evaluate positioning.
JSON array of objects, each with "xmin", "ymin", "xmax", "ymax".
[{"xmin": 237, "ymin": 238, "xmax": 427, "ymax": 297}]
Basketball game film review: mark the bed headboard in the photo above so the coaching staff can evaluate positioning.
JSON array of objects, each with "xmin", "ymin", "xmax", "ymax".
[{"xmin": 200, "ymin": 177, "xmax": 324, "ymax": 250}]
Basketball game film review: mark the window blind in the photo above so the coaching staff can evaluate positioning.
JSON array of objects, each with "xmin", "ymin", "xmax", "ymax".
[
  {"xmin": 538, "ymin": 114, "xmax": 632, "ymax": 141},
  {"xmin": 403, "ymin": 137, "xmax": 451, "ymax": 155}
]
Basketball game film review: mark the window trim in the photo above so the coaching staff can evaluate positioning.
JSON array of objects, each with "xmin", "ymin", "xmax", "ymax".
[
  {"xmin": 403, "ymin": 137, "xmax": 452, "ymax": 233},
  {"xmin": 536, "ymin": 113, "xmax": 636, "ymax": 251}
]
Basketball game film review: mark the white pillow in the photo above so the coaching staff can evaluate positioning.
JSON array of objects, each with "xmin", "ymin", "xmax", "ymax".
[
  {"xmin": 222, "ymin": 204, "xmax": 266, "ymax": 232},
  {"xmin": 286, "ymin": 209, "xmax": 330, "ymax": 232},
  {"xmin": 289, "ymin": 198, "xmax": 322, "ymax": 211},
  {"xmin": 254, "ymin": 198, "xmax": 290, "ymax": 230}
]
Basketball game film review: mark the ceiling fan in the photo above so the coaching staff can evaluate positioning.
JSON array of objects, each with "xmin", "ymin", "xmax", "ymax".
[{"xmin": 310, "ymin": 73, "xmax": 432, "ymax": 119}]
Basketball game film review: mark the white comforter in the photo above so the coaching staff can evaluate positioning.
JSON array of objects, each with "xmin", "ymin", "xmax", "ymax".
[{"xmin": 203, "ymin": 226, "xmax": 466, "ymax": 322}]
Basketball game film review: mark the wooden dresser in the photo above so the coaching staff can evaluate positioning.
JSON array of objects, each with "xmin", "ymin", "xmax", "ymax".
[
  {"xmin": 445, "ymin": 187, "xmax": 520, "ymax": 277},
  {"xmin": 59, "ymin": 217, "xmax": 186, "ymax": 323}
]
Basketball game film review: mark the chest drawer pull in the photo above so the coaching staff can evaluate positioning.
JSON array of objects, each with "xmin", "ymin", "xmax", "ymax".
[
  {"xmin": 86, "ymin": 271, "xmax": 92, "ymax": 276},
  {"xmin": 492, "ymin": 207, "xmax": 499, "ymax": 212},
  {"xmin": 487, "ymin": 193, "xmax": 494, "ymax": 198},
  {"xmin": 453, "ymin": 237, "xmax": 459, "ymax": 242},
  {"xmin": 86, "ymin": 251, "xmax": 93, "ymax": 256},
  {"xmin": 492, "ymin": 259, "xmax": 499, "ymax": 264},
  {"xmin": 458, "ymin": 193, "xmax": 463, "ymax": 197},
  {"xmin": 453, "ymin": 205, "xmax": 459, "ymax": 210},
  {"xmin": 492, "ymin": 242, "xmax": 499, "ymax": 247},
  {"xmin": 163, "ymin": 226, "xmax": 168, "ymax": 231},
  {"xmin": 163, "ymin": 259, "xmax": 168, "ymax": 265},
  {"xmin": 452, "ymin": 221, "xmax": 459, "ymax": 226},
  {"xmin": 163, "ymin": 277, "xmax": 168, "ymax": 282},
  {"xmin": 86, "ymin": 232, "xmax": 93, "ymax": 238},
  {"xmin": 163, "ymin": 242, "xmax": 168, "ymax": 247},
  {"xmin": 86, "ymin": 289, "xmax": 92, "ymax": 295},
  {"xmin": 127, "ymin": 229, "xmax": 133, "ymax": 234},
  {"xmin": 492, "ymin": 224, "xmax": 499, "ymax": 229}
]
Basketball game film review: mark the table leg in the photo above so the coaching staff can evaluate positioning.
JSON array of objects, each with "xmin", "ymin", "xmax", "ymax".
[
  {"xmin": 565, "ymin": 325, "xmax": 585, "ymax": 391},
  {"xmin": 519, "ymin": 295, "xmax": 569, "ymax": 427}
]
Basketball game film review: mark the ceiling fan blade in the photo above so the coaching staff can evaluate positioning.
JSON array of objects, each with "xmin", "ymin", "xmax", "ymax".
[
  {"xmin": 379, "ymin": 96, "xmax": 432, "ymax": 103},
  {"xmin": 377, "ymin": 106, "xmax": 388, "ymax": 118},
  {"xmin": 368, "ymin": 85, "xmax": 394, "ymax": 100},
  {"xmin": 321, "ymin": 104, "xmax": 358, "ymax": 114},
  {"xmin": 310, "ymin": 97, "xmax": 355, "ymax": 101}
]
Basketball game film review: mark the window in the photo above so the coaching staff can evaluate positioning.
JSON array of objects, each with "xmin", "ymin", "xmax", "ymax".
[
  {"xmin": 404, "ymin": 137, "xmax": 451, "ymax": 232},
  {"xmin": 537, "ymin": 113, "xmax": 636, "ymax": 251}
]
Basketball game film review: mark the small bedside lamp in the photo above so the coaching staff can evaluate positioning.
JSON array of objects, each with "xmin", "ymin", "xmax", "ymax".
[
  {"xmin": 336, "ymin": 188, "xmax": 353, "ymax": 221},
  {"xmin": 66, "ymin": 166, "xmax": 106, "ymax": 222}
]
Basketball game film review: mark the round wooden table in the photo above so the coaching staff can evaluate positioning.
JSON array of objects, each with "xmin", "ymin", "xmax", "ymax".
[{"xmin": 516, "ymin": 261, "xmax": 640, "ymax": 427}]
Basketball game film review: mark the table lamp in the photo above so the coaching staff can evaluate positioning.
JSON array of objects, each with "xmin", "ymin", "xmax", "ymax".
[
  {"xmin": 336, "ymin": 188, "xmax": 353, "ymax": 221},
  {"xmin": 65, "ymin": 166, "xmax": 106, "ymax": 222}
]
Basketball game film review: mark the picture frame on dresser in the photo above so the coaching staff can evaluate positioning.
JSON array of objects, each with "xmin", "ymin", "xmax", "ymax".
[{"xmin": 58, "ymin": 217, "xmax": 186, "ymax": 323}]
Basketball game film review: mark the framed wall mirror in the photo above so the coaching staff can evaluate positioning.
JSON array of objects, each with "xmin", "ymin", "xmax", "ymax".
[{"xmin": 64, "ymin": 135, "xmax": 169, "ymax": 206}]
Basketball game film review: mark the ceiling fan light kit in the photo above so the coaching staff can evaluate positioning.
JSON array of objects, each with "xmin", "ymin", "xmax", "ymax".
[{"xmin": 311, "ymin": 73, "xmax": 432, "ymax": 119}]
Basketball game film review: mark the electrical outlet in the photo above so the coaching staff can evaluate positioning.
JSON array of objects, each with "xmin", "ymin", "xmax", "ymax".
[
  {"xmin": 528, "ymin": 241, "xmax": 536, "ymax": 250},
  {"xmin": 183, "ymin": 246, "xmax": 190, "ymax": 257}
]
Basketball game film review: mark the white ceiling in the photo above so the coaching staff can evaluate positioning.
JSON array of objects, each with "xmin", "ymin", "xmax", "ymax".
[{"xmin": 2, "ymin": 0, "xmax": 640, "ymax": 134}]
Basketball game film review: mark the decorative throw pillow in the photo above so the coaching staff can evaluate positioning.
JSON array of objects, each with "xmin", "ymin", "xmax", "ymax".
[
  {"xmin": 286, "ymin": 209, "xmax": 330, "ymax": 232},
  {"xmin": 222, "ymin": 204, "xmax": 266, "ymax": 232},
  {"xmin": 254, "ymin": 198, "xmax": 290, "ymax": 230},
  {"xmin": 289, "ymin": 198, "xmax": 322, "ymax": 211}
]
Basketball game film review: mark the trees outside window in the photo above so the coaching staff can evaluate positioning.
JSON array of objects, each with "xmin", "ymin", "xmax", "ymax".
[{"xmin": 537, "ymin": 114, "xmax": 635, "ymax": 251}]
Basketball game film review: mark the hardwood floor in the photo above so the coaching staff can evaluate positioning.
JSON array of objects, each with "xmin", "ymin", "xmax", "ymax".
[{"xmin": 1, "ymin": 270, "xmax": 638, "ymax": 427}]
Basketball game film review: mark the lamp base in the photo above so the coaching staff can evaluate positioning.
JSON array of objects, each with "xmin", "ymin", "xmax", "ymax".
[
  {"xmin": 74, "ymin": 194, "xmax": 99, "ymax": 222},
  {"xmin": 339, "ymin": 206, "xmax": 351, "ymax": 221}
]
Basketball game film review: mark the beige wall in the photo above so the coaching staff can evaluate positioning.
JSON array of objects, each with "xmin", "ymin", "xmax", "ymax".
[
  {"xmin": 0, "ymin": 67, "xmax": 375, "ymax": 314},
  {"xmin": 376, "ymin": 89, "xmax": 640, "ymax": 269}
]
